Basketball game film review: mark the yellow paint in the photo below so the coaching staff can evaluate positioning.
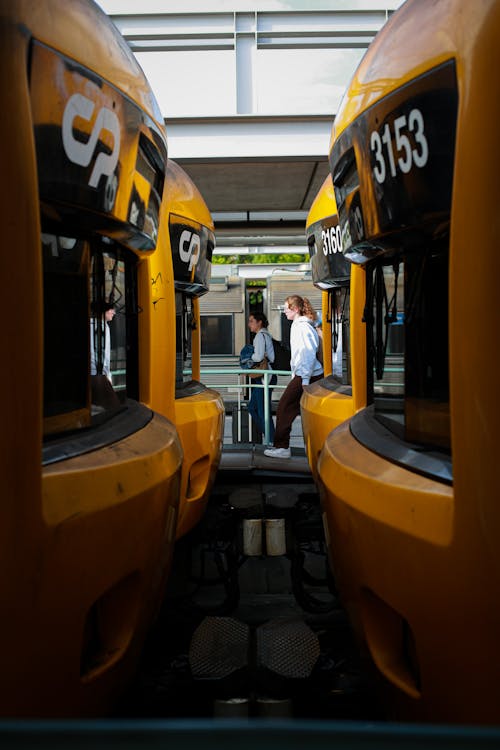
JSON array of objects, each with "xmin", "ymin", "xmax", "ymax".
[
  {"xmin": 321, "ymin": 0, "xmax": 500, "ymax": 724},
  {"xmin": 0, "ymin": 1, "xmax": 183, "ymax": 716},
  {"xmin": 301, "ymin": 177, "xmax": 367, "ymax": 482},
  {"xmin": 148, "ymin": 159, "xmax": 224, "ymax": 538}
]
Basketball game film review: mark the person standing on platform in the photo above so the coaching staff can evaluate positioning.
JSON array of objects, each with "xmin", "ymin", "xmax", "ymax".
[
  {"xmin": 246, "ymin": 312, "xmax": 276, "ymax": 443},
  {"xmin": 264, "ymin": 295, "xmax": 323, "ymax": 459}
]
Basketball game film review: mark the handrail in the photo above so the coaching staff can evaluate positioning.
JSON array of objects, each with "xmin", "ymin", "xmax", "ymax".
[{"xmin": 197, "ymin": 367, "xmax": 292, "ymax": 446}]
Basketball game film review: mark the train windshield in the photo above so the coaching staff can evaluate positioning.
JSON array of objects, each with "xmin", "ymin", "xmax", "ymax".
[
  {"xmin": 90, "ymin": 243, "xmax": 138, "ymax": 412},
  {"xmin": 366, "ymin": 261, "xmax": 405, "ymax": 408},
  {"xmin": 43, "ymin": 233, "xmax": 138, "ymax": 435},
  {"xmin": 329, "ymin": 287, "xmax": 351, "ymax": 385},
  {"xmin": 366, "ymin": 243, "xmax": 450, "ymax": 452},
  {"xmin": 175, "ymin": 291, "xmax": 194, "ymax": 384},
  {"xmin": 42, "ymin": 234, "xmax": 89, "ymax": 431}
]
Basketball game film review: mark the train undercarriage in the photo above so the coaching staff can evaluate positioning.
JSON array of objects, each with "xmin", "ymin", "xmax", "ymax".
[{"xmin": 117, "ymin": 466, "xmax": 381, "ymax": 722}]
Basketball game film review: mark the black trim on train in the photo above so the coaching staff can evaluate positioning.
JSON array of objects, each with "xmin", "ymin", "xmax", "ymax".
[
  {"xmin": 349, "ymin": 406, "xmax": 452, "ymax": 485},
  {"xmin": 308, "ymin": 215, "xmax": 350, "ymax": 289},
  {"xmin": 42, "ymin": 400, "xmax": 153, "ymax": 465},
  {"xmin": 330, "ymin": 59, "xmax": 457, "ymax": 262},
  {"xmin": 175, "ymin": 380, "xmax": 209, "ymax": 399},
  {"xmin": 316, "ymin": 376, "xmax": 352, "ymax": 397}
]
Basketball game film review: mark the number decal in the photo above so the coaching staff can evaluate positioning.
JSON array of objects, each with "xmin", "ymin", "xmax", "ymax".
[
  {"xmin": 394, "ymin": 114, "xmax": 412, "ymax": 173},
  {"xmin": 323, "ymin": 229, "xmax": 330, "ymax": 255},
  {"xmin": 381, "ymin": 123, "xmax": 397, "ymax": 178},
  {"xmin": 370, "ymin": 108, "xmax": 429, "ymax": 183},
  {"xmin": 322, "ymin": 225, "xmax": 343, "ymax": 255},
  {"xmin": 409, "ymin": 108, "xmax": 429, "ymax": 168},
  {"xmin": 370, "ymin": 130, "xmax": 385, "ymax": 183}
]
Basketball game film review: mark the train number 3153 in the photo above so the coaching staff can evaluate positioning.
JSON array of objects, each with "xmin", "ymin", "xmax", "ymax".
[{"xmin": 370, "ymin": 107, "xmax": 429, "ymax": 184}]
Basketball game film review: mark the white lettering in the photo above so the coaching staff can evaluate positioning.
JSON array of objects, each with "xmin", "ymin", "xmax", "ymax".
[
  {"xmin": 62, "ymin": 93, "xmax": 120, "ymax": 188},
  {"xmin": 321, "ymin": 225, "xmax": 343, "ymax": 255},
  {"xmin": 370, "ymin": 107, "xmax": 429, "ymax": 184},
  {"xmin": 179, "ymin": 230, "xmax": 200, "ymax": 271},
  {"xmin": 409, "ymin": 108, "xmax": 429, "ymax": 168}
]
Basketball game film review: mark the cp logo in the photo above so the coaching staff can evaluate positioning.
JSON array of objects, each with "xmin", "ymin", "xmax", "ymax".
[
  {"xmin": 179, "ymin": 230, "xmax": 200, "ymax": 271},
  {"xmin": 62, "ymin": 93, "xmax": 120, "ymax": 189}
]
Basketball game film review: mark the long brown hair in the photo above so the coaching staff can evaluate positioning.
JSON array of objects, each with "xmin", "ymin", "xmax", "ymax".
[{"xmin": 285, "ymin": 295, "xmax": 317, "ymax": 321}]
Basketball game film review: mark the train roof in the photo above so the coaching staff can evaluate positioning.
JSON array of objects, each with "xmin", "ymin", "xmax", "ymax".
[
  {"xmin": 305, "ymin": 174, "xmax": 337, "ymax": 234},
  {"xmin": 329, "ymin": 0, "xmax": 480, "ymax": 150},
  {"xmin": 4, "ymin": 0, "xmax": 165, "ymax": 129},
  {"xmin": 166, "ymin": 159, "xmax": 214, "ymax": 232}
]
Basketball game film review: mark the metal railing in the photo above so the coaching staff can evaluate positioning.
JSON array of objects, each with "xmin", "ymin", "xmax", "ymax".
[{"xmin": 198, "ymin": 367, "xmax": 292, "ymax": 446}]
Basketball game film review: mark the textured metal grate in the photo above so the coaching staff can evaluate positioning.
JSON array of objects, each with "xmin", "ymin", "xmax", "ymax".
[
  {"xmin": 256, "ymin": 617, "xmax": 320, "ymax": 679},
  {"xmin": 189, "ymin": 616, "xmax": 250, "ymax": 679}
]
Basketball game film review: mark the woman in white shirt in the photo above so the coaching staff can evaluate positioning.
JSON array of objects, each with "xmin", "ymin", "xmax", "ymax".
[{"xmin": 264, "ymin": 295, "xmax": 323, "ymax": 458}]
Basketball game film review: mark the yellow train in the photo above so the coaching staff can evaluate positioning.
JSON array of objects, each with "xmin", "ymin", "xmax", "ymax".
[
  {"xmin": 301, "ymin": 174, "xmax": 366, "ymax": 482},
  {"xmin": 149, "ymin": 159, "xmax": 224, "ymax": 538},
  {"xmin": 0, "ymin": 0, "xmax": 183, "ymax": 716},
  {"xmin": 319, "ymin": 0, "xmax": 500, "ymax": 724}
]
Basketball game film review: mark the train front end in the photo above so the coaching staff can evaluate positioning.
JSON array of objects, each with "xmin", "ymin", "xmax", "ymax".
[
  {"xmin": 319, "ymin": 0, "xmax": 500, "ymax": 724},
  {"xmin": 148, "ymin": 159, "xmax": 224, "ymax": 539},
  {"xmin": 0, "ymin": 0, "xmax": 182, "ymax": 716},
  {"xmin": 301, "ymin": 174, "xmax": 366, "ymax": 481}
]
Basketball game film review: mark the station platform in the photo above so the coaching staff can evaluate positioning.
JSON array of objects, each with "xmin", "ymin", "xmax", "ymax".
[{"xmin": 220, "ymin": 443, "xmax": 311, "ymax": 476}]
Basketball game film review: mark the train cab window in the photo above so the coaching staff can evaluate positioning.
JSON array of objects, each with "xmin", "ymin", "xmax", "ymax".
[
  {"xmin": 200, "ymin": 315, "xmax": 233, "ymax": 356},
  {"xmin": 43, "ymin": 232, "xmax": 139, "ymax": 436},
  {"xmin": 329, "ymin": 287, "xmax": 351, "ymax": 385},
  {"xmin": 366, "ymin": 244, "xmax": 450, "ymax": 453},
  {"xmin": 42, "ymin": 234, "xmax": 89, "ymax": 432},
  {"xmin": 404, "ymin": 241, "xmax": 450, "ymax": 450},
  {"xmin": 175, "ymin": 291, "xmax": 194, "ymax": 384},
  {"xmin": 366, "ymin": 262, "xmax": 405, "ymax": 416},
  {"xmin": 90, "ymin": 242, "xmax": 138, "ymax": 416}
]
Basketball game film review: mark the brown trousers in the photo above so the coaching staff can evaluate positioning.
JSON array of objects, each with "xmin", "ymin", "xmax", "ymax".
[{"xmin": 273, "ymin": 373, "xmax": 323, "ymax": 448}]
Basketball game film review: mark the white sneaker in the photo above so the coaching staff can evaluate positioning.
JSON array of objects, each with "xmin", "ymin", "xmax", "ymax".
[{"xmin": 264, "ymin": 447, "xmax": 291, "ymax": 459}]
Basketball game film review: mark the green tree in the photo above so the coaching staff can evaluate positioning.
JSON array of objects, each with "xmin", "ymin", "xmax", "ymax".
[{"xmin": 212, "ymin": 253, "xmax": 306, "ymax": 265}]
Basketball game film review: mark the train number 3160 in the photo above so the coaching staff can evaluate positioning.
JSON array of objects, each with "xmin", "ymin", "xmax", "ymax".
[{"xmin": 322, "ymin": 224, "xmax": 343, "ymax": 255}]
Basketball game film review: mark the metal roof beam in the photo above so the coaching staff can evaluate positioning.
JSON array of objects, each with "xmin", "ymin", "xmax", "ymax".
[{"xmin": 109, "ymin": 9, "xmax": 391, "ymax": 53}]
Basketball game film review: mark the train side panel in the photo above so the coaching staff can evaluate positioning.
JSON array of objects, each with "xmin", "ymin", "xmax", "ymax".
[
  {"xmin": 173, "ymin": 391, "xmax": 225, "ymax": 537},
  {"xmin": 320, "ymin": 0, "xmax": 500, "ymax": 724},
  {"xmin": 148, "ymin": 159, "xmax": 224, "ymax": 539},
  {"xmin": 0, "ymin": 1, "xmax": 182, "ymax": 716}
]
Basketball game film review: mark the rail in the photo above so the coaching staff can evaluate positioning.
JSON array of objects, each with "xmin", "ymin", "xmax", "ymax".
[{"xmin": 198, "ymin": 367, "xmax": 292, "ymax": 446}]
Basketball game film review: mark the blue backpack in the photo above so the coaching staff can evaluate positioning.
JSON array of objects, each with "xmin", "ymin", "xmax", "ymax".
[{"xmin": 239, "ymin": 344, "xmax": 255, "ymax": 369}]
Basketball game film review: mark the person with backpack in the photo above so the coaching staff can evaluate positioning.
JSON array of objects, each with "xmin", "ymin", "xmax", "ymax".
[
  {"xmin": 245, "ymin": 312, "xmax": 276, "ymax": 442},
  {"xmin": 264, "ymin": 295, "xmax": 323, "ymax": 458}
]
